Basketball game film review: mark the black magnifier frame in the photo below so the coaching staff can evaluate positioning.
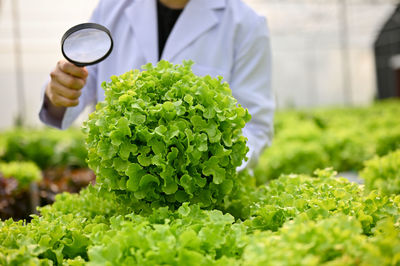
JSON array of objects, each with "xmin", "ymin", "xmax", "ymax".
[{"xmin": 61, "ymin": 23, "xmax": 113, "ymax": 67}]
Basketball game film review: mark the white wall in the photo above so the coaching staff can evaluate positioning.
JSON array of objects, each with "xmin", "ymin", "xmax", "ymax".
[
  {"xmin": 0, "ymin": 0, "xmax": 396, "ymax": 129},
  {"xmin": 246, "ymin": 0, "xmax": 395, "ymax": 108},
  {"xmin": 0, "ymin": 0, "xmax": 98, "ymax": 129}
]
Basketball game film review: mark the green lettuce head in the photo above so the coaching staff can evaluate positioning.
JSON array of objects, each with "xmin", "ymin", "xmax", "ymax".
[{"xmin": 84, "ymin": 61, "xmax": 250, "ymax": 207}]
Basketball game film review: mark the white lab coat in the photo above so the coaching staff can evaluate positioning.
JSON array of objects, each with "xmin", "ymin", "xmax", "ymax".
[{"xmin": 39, "ymin": 0, "xmax": 274, "ymax": 169}]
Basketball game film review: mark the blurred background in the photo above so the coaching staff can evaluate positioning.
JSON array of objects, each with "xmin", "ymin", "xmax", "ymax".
[{"xmin": 0, "ymin": 0, "xmax": 399, "ymax": 129}]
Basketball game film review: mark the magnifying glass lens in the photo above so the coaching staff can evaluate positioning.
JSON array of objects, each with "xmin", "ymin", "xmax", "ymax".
[{"xmin": 61, "ymin": 23, "xmax": 113, "ymax": 67}]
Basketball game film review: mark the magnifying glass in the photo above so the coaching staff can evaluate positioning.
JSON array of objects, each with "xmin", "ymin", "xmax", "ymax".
[{"xmin": 61, "ymin": 23, "xmax": 113, "ymax": 67}]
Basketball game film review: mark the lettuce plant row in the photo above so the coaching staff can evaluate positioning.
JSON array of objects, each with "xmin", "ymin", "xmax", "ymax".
[
  {"xmin": 1, "ymin": 170, "xmax": 399, "ymax": 265},
  {"xmin": 0, "ymin": 161, "xmax": 42, "ymax": 189},
  {"xmin": 361, "ymin": 150, "xmax": 400, "ymax": 196},
  {"xmin": 0, "ymin": 161, "xmax": 42, "ymax": 220},
  {"xmin": 0, "ymin": 129, "xmax": 87, "ymax": 169},
  {"xmin": 255, "ymin": 100, "xmax": 400, "ymax": 184}
]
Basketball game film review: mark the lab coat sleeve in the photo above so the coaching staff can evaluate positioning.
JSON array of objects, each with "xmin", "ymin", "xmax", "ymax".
[
  {"xmin": 38, "ymin": 4, "xmax": 101, "ymax": 129},
  {"xmin": 230, "ymin": 16, "xmax": 275, "ymax": 170}
]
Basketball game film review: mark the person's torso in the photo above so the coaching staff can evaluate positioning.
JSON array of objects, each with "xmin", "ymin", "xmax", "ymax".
[{"xmin": 90, "ymin": 0, "xmax": 262, "ymax": 102}]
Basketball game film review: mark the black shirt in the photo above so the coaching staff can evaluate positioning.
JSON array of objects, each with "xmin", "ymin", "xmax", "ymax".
[{"xmin": 157, "ymin": 1, "xmax": 183, "ymax": 59}]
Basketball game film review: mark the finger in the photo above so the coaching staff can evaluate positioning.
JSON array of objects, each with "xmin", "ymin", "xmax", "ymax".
[
  {"xmin": 51, "ymin": 68, "xmax": 86, "ymax": 90},
  {"xmin": 51, "ymin": 92, "xmax": 80, "ymax": 107},
  {"xmin": 58, "ymin": 60, "xmax": 88, "ymax": 79},
  {"xmin": 50, "ymin": 81, "xmax": 82, "ymax": 100}
]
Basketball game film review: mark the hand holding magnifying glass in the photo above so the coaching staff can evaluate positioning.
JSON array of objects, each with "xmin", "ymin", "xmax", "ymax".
[{"xmin": 45, "ymin": 23, "xmax": 113, "ymax": 110}]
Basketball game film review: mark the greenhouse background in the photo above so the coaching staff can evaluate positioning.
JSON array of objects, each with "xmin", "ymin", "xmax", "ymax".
[
  {"xmin": 1, "ymin": 1, "xmax": 400, "ymax": 264},
  {"xmin": 0, "ymin": 0, "xmax": 398, "ymax": 129}
]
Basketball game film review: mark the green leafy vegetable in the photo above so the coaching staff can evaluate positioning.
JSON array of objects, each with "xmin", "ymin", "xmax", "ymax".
[
  {"xmin": 242, "ymin": 215, "xmax": 400, "ymax": 266},
  {"xmin": 84, "ymin": 61, "xmax": 250, "ymax": 207},
  {"xmin": 0, "ymin": 161, "xmax": 41, "ymax": 189},
  {"xmin": 0, "ymin": 128, "xmax": 87, "ymax": 169},
  {"xmin": 255, "ymin": 100, "xmax": 400, "ymax": 184},
  {"xmin": 247, "ymin": 168, "xmax": 400, "ymax": 235},
  {"xmin": 361, "ymin": 150, "xmax": 400, "ymax": 196}
]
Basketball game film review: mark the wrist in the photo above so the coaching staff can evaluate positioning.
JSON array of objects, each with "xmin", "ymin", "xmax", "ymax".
[{"xmin": 43, "ymin": 86, "xmax": 67, "ymax": 119}]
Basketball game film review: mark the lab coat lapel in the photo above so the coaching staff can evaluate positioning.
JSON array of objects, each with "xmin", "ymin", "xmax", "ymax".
[
  {"xmin": 124, "ymin": 0, "xmax": 158, "ymax": 64},
  {"xmin": 162, "ymin": 0, "xmax": 226, "ymax": 61}
]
